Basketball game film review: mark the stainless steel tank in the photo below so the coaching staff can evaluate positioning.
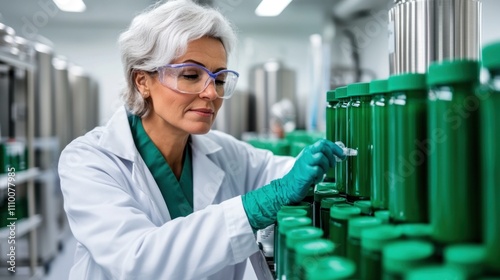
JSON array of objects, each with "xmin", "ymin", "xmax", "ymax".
[
  {"xmin": 68, "ymin": 65, "xmax": 92, "ymax": 138},
  {"xmin": 249, "ymin": 60, "xmax": 296, "ymax": 135},
  {"xmin": 53, "ymin": 56, "xmax": 73, "ymax": 149},
  {"xmin": 389, "ymin": 0, "xmax": 482, "ymax": 74},
  {"xmin": 0, "ymin": 23, "xmax": 17, "ymax": 139}
]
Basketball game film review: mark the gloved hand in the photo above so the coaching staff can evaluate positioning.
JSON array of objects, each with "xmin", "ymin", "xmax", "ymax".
[{"xmin": 242, "ymin": 139, "xmax": 345, "ymax": 230}]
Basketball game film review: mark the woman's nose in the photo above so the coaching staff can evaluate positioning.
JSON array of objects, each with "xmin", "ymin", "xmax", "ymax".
[{"xmin": 199, "ymin": 79, "xmax": 219, "ymax": 100}]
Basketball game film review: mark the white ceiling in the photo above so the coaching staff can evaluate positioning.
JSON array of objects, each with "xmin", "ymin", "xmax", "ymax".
[{"xmin": 0, "ymin": 0, "xmax": 389, "ymax": 37}]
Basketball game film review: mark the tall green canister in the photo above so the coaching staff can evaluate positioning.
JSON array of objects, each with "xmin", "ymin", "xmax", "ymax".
[
  {"xmin": 387, "ymin": 73, "xmax": 428, "ymax": 223},
  {"xmin": 481, "ymin": 41, "xmax": 500, "ymax": 274},
  {"xmin": 334, "ymin": 86, "xmax": 349, "ymax": 195},
  {"xmin": 370, "ymin": 79, "xmax": 390, "ymax": 210},
  {"xmin": 427, "ymin": 60, "xmax": 482, "ymax": 244},
  {"xmin": 326, "ymin": 89, "xmax": 339, "ymax": 182},
  {"xmin": 347, "ymin": 82, "xmax": 372, "ymax": 201}
]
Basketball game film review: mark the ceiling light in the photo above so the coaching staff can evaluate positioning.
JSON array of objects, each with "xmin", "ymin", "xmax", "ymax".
[
  {"xmin": 255, "ymin": 0, "xmax": 292, "ymax": 17},
  {"xmin": 53, "ymin": 0, "xmax": 86, "ymax": 12}
]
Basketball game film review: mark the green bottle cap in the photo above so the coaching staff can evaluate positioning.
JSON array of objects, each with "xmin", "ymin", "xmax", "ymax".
[
  {"xmin": 286, "ymin": 226, "xmax": 324, "ymax": 249},
  {"xmin": 388, "ymin": 73, "xmax": 427, "ymax": 92},
  {"xmin": 370, "ymin": 79, "xmax": 389, "ymax": 94},
  {"xmin": 327, "ymin": 90, "xmax": 337, "ymax": 102},
  {"xmin": 406, "ymin": 266, "xmax": 467, "ymax": 280},
  {"xmin": 383, "ymin": 240, "xmax": 434, "ymax": 273},
  {"xmin": 444, "ymin": 244, "xmax": 486, "ymax": 266},
  {"xmin": 397, "ymin": 223, "xmax": 433, "ymax": 238},
  {"xmin": 314, "ymin": 188, "xmax": 339, "ymax": 202},
  {"xmin": 335, "ymin": 86, "xmax": 348, "ymax": 99},
  {"xmin": 353, "ymin": 200, "xmax": 372, "ymax": 215},
  {"xmin": 279, "ymin": 216, "xmax": 312, "ymax": 234},
  {"xmin": 374, "ymin": 210, "xmax": 390, "ymax": 223},
  {"xmin": 330, "ymin": 204, "xmax": 361, "ymax": 220},
  {"xmin": 321, "ymin": 197, "xmax": 347, "ymax": 209},
  {"xmin": 348, "ymin": 217, "xmax": 383, "ymax": 238},
  {"xmin": 316, "ymin": 182, "xmax": 336, "ymax": 191},
  {"xmin": 361, "ymin": 225, "xmax": 402, "ymax": 251},
  {"xmin": 296, "ymin": 239, "xmax": 336, "ymax": 265},
  {"xmin": 427, "ymin": 59, "xmax": 480, "ymax": 86},
  {"xmin": 482, "ymin": 41, "xmax": 500, "ymax": 70},
  {"xmin": 347, "ymin": 82, "xmax": 370, "ymax": 97},
  {"xmin": 277, "ymin": 208, "xmax": 307, "ymax": 223},
  {"xmin": 305, "ymin": 256, "xmax": 356, "ymax": 280}
]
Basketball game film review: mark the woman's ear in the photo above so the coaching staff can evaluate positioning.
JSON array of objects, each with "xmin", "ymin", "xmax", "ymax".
[{"xmin": 134, "ymin": 71, "xmax": 150, "ymax": 95}]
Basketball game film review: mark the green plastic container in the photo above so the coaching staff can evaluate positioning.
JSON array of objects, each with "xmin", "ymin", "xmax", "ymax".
[
  {"xmin": 277, "ymin": 216, "xmax": 312, "ymax": 280},
  {"xmin": 329, "ymin": 204, "xmax": 361, "ymax": 257},
  {"xmin": 295, "ymin": 239, "xmax": 336, "ymax": 279},
  {"xmin": 320, "ymin": 197, "xmax": 347, "ymax": 239},
  {"xmin": 354, "ymin": 200, "xmax": 373, "ymax": 216},
  {"xmin": 406, "ymin": 266, "xmax": 467, "ymax": 280},
  {"xmin": 347, "ymin": 82, "xmax": 372, "ymax": 201},
  {"xmin": 370, "ymin": 79, "xmax": 390, "ymax": 210},
  {"xmin": 304, "ymin": 256, "xmax": 356, "ymax": 280},
  {"xmin": 275, "ymin": 208, "xmax": 308, "ymax": 278},
  {"xmin": 387, "ymin": 73, "xmax": 428, "ymax": 224},
  {"xmin": 326, "ymin": 89, "xmax": 339, "ymax": 182},
  {"xmin": 282, "ymin": 201, "xmax": 313, "ymax": 221},
  {"xmin": 427, "ymin": 59, "xmax": 482, "ymax": 244},
  {"xmin": 313, "ymin": 187, "xmax": 339, "ymax": 229},
  {"xmin": 383, "ymin": 240, "xmax": 435, "ymax": 279},
  {"xmin": 397, "ymin": 224, "xmax": 433, "ymax": 241},
  {"xmin": 361, "ymin": 225, "xmax": 402, "ymax": 280},
  {"xmin": 444, "ymin": 244, "xmax": 486, "ymax": 278},
  {"xmin": 481, "ymin": 41, "xmax": 500, "ymax": 274},
  {"xmin": 286, "ymin": 227, "xmax": 324, "ymax": 280},
  {"xmin": 334, "ymin": 86, "xmax": 349, "ymax": 195},
  {"xmin": 346, "ymin": 217, "xmax": 383, "ymax": 278},
  {"xmin": 374, "ymin": 210, "xmax": 390, "ymax": 224}
]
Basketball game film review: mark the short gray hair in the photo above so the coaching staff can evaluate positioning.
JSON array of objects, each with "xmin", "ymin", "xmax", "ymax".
[{"xmin": 118, "ymin": 0, "xmax": 237, "ymax": 116}]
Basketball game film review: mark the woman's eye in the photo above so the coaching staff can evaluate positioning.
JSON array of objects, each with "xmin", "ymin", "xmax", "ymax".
[
  {"xmin": 182, "ymin": 74, "xmax": 199, "ymax": 80},
  {"xmin": 215, "ymin": 79, "xmax": 226, "ymax": 86}
]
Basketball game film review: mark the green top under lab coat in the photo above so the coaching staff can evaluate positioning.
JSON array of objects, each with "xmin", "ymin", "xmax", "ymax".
[{"xmin": 128, "ymin": 114, "xmax": 193, "ymax": 219}]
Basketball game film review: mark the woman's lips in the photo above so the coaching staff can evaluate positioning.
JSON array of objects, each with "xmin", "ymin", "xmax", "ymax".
[{"xmin": 190, "ymin": 108, "xmax": 214, "ymax": 117}]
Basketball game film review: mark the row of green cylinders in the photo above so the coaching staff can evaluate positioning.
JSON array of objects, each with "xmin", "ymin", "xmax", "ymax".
[{"xmin": 273, "ymin": 42, "xmax": 500, "ymax": 279}]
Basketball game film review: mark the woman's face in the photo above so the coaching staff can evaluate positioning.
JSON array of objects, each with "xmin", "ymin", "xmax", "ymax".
[{"xmin": 137, "ymin": 36, "xmax": 227, "ymax": 135}]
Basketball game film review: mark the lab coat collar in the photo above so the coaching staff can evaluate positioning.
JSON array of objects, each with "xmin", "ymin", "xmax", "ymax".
[{"xmin": 98, "ymin": 106, "xmax": 137, "ymax": 161}]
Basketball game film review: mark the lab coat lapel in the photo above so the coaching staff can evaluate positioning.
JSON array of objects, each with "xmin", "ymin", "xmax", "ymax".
[{"xmin": 191, "ymin": 134, "xmax": 225, "ymax": 211}]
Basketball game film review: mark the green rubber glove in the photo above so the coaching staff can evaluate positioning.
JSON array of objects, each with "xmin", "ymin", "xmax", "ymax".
[{"xmin": 242, "ymin": 139, "xmax": 345, "ymax": 230}]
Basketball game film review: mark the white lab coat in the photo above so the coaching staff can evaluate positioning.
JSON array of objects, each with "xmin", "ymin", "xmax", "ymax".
[{"xmin": 58, "ymin": 106, "xmax": 294, "ymax": 280}]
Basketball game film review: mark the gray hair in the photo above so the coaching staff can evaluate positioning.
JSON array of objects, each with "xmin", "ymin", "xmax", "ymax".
[{"xmin": 118, "ymin": 0, "xmax": 237, "ymax": 116}]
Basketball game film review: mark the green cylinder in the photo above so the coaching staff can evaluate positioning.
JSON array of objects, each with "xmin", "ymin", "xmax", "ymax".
[
  {"xmin": 481, "ymin": 41, "xmax": 500, "ymax": 274},
  {"xmin": 444, "ymin": 244, "xmax": 486, "ymax": 278},
  {"xmin": 326, "ymin": 90, "xmax": 339, "ymax": 182},
  {"xmin": 374, "ymin": 210, "xmax": 391, "ymax": 224},
  {"xmin": 370, "ymin": 79, "xmax": 390, "ymax": 210},
  {"xmin": 295, "ymin": 239, "xmax": 336, "ymax": 280},
  {"xmin": 335, "ymin": 87, "xmax": 349, "ymax": 194},
  {"xmin": 320, "ymin": 197, "xmax": 347, "ymax": 239},
  {"xmin": 282, "ymin": 201, "xmax": 313, "ymax": 221},
  {"xmin": 397, "ymin": 224, "xmax": 432, "ymax": 241},
  {"xmin": 361, "ymin": 225, "xmax": 402, "ymax": 280},
  {"xmin": 354, "ymin": 200, "xmax": 373, "ymax": 216},
  {"xmin": 383, "ymin": 240, "xmax": 435, "ymax": 279},
  {"xmin": 313, "ymin": 186, "xmax": 339, "ymax": 229},
  {"xmin": 427, "ymin": 59, "xmax": 482, "ymax": 244},
  {"xmin": 275, "ymin": 208, "xmax": 308, "ymax": 278},
  {"xmin": 387, "ymin": 73, "xmax": 428, "ymax": 223},
  {"xmin": 286, "ymin": 227, "xmax": 324, "ymax": 280},
  {"xmin": 329, "ymin": 204, "xmax": 361, "ymax": 257},
  {"xmin": 346, "ymin": 217, "xmax": 383, "ymax": 278},
  {"xmin": 277, "ymin": 216, "xmax": 312, "ymax": 280},
  {"xmin": 305, "ymin": 256, "xmax": 356, "ymax": 280},
  {"xmin": 406, "ymin": 266, "xmax": 467, "ymax": 280},
  {"xmin": 347, "ymin": 82, "xmax": 372, "ymax": 201}
]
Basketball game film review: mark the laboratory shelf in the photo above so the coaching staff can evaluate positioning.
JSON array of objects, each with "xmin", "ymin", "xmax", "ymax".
[
  {"xmin": 0, "ymin": 168, "xmax": 41, "ymax": 191},
  {"xmin": 0, "ymin": 214, "xmax": 42, "ymax": 239}
]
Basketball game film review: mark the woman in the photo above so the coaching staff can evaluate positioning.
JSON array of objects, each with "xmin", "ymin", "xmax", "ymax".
[{"xmin": 58, "ymin": 0, "xmax": 344, "ymax": 279}]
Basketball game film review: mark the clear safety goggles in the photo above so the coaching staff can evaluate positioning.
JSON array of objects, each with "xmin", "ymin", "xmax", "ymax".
[{"xmin": 156, "ymin": 63, "xmax": 239, "ymax": 99}]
